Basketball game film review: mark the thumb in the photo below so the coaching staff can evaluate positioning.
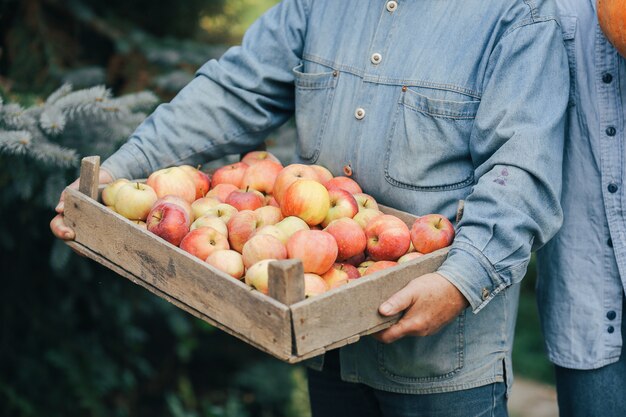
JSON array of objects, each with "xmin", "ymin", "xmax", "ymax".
[{"xmin": 379, "ymin": 285, "xmax": 416, "ymax": 316}]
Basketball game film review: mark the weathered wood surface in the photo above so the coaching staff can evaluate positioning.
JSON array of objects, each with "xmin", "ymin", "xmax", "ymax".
[
  {"xmin": 378, "ymin": 204, "xmax": 417, "ymax": 227},
  {"xmin": 269, "ymin": 260, "xmax": 305, "ymax": 306},
  {"xmin": 78, "ymin": 156, "xmax": 100, "ymax": 200},
  {"xmin": 290, "ymin": 247, "xmax": 449, "ymax": 356},
  {"xmin": 63, "ymin": 187, "xmax": 294, "ymax": 360}
]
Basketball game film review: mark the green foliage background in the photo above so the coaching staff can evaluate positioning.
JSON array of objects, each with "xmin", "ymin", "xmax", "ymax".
[{"xmin": 0, "ymin": 1, "xmax": 552, "ymax": 416}]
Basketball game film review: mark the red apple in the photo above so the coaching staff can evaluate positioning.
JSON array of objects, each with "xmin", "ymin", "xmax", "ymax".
[
  {"xmin": 344, "ymin": 252, "xmax": 367, "ymax": 267},
  {"xmin": 310, "ymin": 165, "xmax": 334, "ymax": 184},
  {"xmin": 365, "ymin": 214, "xmax": 411, "ymax": 261},
  {"xmin": 206, "ymin": 183, "xmax": 238, "ymax": 202},
  {"xmin": 205, "ymin": 249, "xmax": 244, "ymax": 279},
  {"xmin": 191, "ymin": 215, "xmax": 228, "ymax": 236},
  {"xmin": 241, "ymin": 150, "xmax": 281, "ymax": 166},
  {"xmin": 211, "ymin": 162, "xmax": 249, "ymax": 189},
  {"xmin": 324, "ymin": 176, "xmax": 362, "ymax": 194},
  {"xmin": 179, "ymin": 165, "xmax": 211, "ymax": 199},
  {"xmin": 191, "ymin": 196, "xmax": 222, "ymax": 220},
  {"xmin": 281, "ymin": 179, "xmax": 330, "ymax": 226},
  {"xmin": 146, "ymin": 167, "xmax": 196, "ymax": 203},
  {"xmin": 254, "ymin": 205, "xmax": 283, "ymax": 227},
  {"xmin": 114, "ymin": 182, "xmax": 158, "ymax": 221},
  {"xmin": 353, "ymin": 208, "xmax": 383, "ymax": 229},
  {"xmin": 398, "ymin": 252, "xmax": 424, "ymax": 263},
  {"xmin": 273, "ymin": 164, "xmax": 319, "ymax": 206},
  {"xmin": 227, "ymin": 210, "xmax": 261, "ymax": 253},
  {"xmin": 266, "ymin": 195, "xmax": 280, "ymax": 207},
  {"xmin": 146, "ymin": 202, "xmax": 191, "ymax": 246},
  {"xmin": 286, "ymin": 230, "xmax": 338, "ymax": 274},
  {"xmin": 241, "ymin": 160, "xmax": 283, "ymax": 195},
  {"xmin": 324, "ymin": 218, "xmax": 367, "ymax": 261},
  {"xmin": 101, "ymin": 178, "xmax": 130, "ymax": 206},
  {"xmin": 321, "ymin": 263, "xmax": 360, "ymax": 288},
  {"xmin": 225, "ymin": 187, "xmax": 265, "ymax": 211},
  {"xmin": 179, "ymin": 226, "xmax": 229, "ymax": 260},
  {"xmin": 363, "ymin": 260, "xmax": 398, "ymax": 276},
  {"xmin": 353, "ymin": 193, "xmax": 379, "ymax": 212},
  {"xmin": 154, "ymin": 195, "xmax": 193, "ymax": 221},
  {"xmin": 357, "ymin": 260, "xmax": 375, "ymax": 276},
  {"xmin": 410, "ymin": 214, "xmax": 455, "ymax": 254},
  {"xmin": 322, "ymin": 188, "xmax": 359, "ymax": 227},
  {"xmin": 304, "ymin": 273, "xmax": 329, "ymax": 297},
  {"xmin": 242, "ymin": 234, "xmax": 287, "ymax": 268}
]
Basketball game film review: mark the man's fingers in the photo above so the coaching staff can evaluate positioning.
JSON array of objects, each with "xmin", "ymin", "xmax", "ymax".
[
  {"xmin": 374, "ymin": 320, "xmax": 410, "ymax": 344},
  {"xmin": 379, "ymin": 283, "xmax": 418, "ymax": 316},
  {"xmin": 50, "ymin": 214, "xmax": 75, "ymax": 240}
]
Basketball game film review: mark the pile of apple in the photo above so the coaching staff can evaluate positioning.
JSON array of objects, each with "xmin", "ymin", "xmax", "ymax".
[{"xmin": 101, "ymin": 151, "xmax": 455, "ymax": 297}]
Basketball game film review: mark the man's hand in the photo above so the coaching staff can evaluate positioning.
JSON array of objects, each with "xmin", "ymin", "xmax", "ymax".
[
  {"xmin": 50, "ymin": 170, "xmax": 114, "ymax": 240},
  {"xmin": 374, "ymin": 272, "xmax": 469, "ymax": 344}
]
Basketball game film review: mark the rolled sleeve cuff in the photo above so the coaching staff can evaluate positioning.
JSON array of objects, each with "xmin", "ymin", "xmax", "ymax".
[
  {"xmin": 101, "ymin": 139, "xmax": 154, "ymax": 180},
  {"xmin": 437, "ymin": 241, "xmax": 507, "ymax": 313}
]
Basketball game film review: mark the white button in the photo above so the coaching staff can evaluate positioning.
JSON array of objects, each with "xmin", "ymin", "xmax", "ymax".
[
  {"xmin": 355, "ymin": 108, "xmax": 365, "ymax": 120},
  {"xmin": 386, "ymin": 1, "xmax": 398, "ymax": 12},
  {"xmin": 371, "ymin": 53, "xmax": 382, "ymax": 65}
]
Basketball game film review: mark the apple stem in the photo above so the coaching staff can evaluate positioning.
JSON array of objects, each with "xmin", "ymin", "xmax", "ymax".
[
  {"xmin": 436, "ymin": 217, "xmax": 442, "ymax": 229},
  {"xmin": 245, "ymin": 186, "xmax": 249, "ymax": 192}
]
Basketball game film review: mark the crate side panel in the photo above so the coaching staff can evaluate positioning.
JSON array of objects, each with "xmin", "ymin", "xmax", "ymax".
[{"xmin": 64, "ymin": 188, "xmax": 293, "ymax": 359}]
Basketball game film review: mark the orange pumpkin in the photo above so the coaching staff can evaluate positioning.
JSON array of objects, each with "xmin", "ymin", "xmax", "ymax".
[{"xmin": 598, "ymin": 0, "xmax": 626, "ymax": 57}]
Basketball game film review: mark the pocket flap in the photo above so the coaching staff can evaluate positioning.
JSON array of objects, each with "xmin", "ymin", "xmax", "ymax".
[{"xmin": 560, "ymin": 16, "xmax": 577, "ymax": 41}]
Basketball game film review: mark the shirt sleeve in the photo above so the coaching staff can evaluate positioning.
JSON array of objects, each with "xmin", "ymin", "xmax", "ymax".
[
  {"xmin": 102, "ymin": 0, "xmax": 310, "ymax": 180},
  {"xmin": 437, "ymin": 19, "xmax": 568, "ymax": 313}
]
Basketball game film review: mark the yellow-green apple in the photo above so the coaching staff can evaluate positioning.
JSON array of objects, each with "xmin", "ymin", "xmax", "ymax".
[
  {"xmin": 410, "ymin": 214, "xmax": 455, "ymax": 254},
  {"xmin": 310, "ymin": 164, "xmax": 333, "ymax": 184},
  {"xmin": 241, "ymin": 160, "xmax": 283, "ymax": 195},
  {"xmin": 353, "ymin": 193, "xmax": 379, "ymax": 212},
  {"xmin": 205, "ymin": 249, "xmax": 245, "ymax": 279},
  {"xmin": 321, "ymin": 264, "xmax": 350, "ymax": 289},
  {"xmin": 131, "ymin": 220, "xmax": 147, "ymax": 229},
  {"xmin": 324, "ymin": 218, "xmax": 367, "ymax": 261},
  {"xmin": 398, "ymin": 252, "xmax": 424, "ymax": 263},
  {"xmin": 211, "ymin": 162, "xmax": 248, "ymax": 189},
  {"xmin": 363, "ymin": 260, "xmax": 398, "ymax": 276},
  {"xmin": 227, "ymin": 210, "xmax": 261, "ymax": 253},
  {"xmin": 146, "ymin": 202, "xmax": 191, "ymax": 246},
  {"xmin": 252, "ymin": 225, "xmax": 288, "ymax": 244},
  {"xmin": 281, "ymin": 179, "xmax": 330, "ymax": 226},
  {"xmin": 206, "ymin": 183, "xmax": 238, "ymax": 202},
  {"xmin": 353, "ymin": 208, "xmax": 383, "ymax": 229},
  {"xmin": 191, "ymin": 215, "xmax": 228, "ymax": 236},
  {"xmin": 357, "ymin": 260, "xmax": 375, "ymax": 276},
  {"xmin": 365, "ymin": 214, "xmax": 411, "ymax": 261},
  {"xmin": 304, "ymin": 273, "xmax": 329, "ymax": 297},
  {"xmin": 322, "ymin": 188, "xmax": 359, "ymax": 227},
  {"xmin": 146, "ymin": 167, "xmax": 196, "ymax": 203},
  {"xmin": 324, "ymin": 176, "xmax": 362, "ymax": 194},
  {"xmin": 179, "ymin": 165, "xmax": 211, "ymax": 199},
  {"xmin": 179, "ymin": 226, "xmax": 229, "ymax": 260},
  {"xmin": 254, "ymin": 205, "xmax": 283, "ymax": 227},
  {"xmin": 114, "ymin": 182, "xmax": 158, "ymax": 221},
  {"xmin": 225, "ymin": 187, "xmax": 265, "ymax": 211},
  {"xmin": 273, "ymin": 164, "xmax": 319, "ymax": 206},
  {"xmin": 191, "ymin": 196, "xmax": 222, "ymax": 220},
  {"xmin": 203, "ymin": 203, "xmax": 238, "ymax": 224},
  {"xmin": 286, "ymin": 230, "xmax": 338, "ymax": 274},
  {"xmin": 154, "ymin": 195, "xmax": 193, "ymax": 221},
  {"xmin": 242, "ymin": 234, "xmax": 287, "ymax": 268},
  {"xmin": 244, "ymin": 259, "xmax": 276, "ymax": 294},
  {"xmin": 101, "ymin": 178, "xmax": 130, "ymax": 206},
  {"xmin": 241, "ymin": 150, "xmax": 281, "ymax": 166},
  {"xmin": 275, "ymin": 216, "xmax": 310, "ymax": 240},
  {"xmin": 407, "ymin": 241, "xmax": 416, "ymax": 253}
]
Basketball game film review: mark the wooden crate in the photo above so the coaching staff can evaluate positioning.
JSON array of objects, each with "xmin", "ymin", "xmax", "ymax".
[{"xmin": 63, "ymin": 157, "xmax": 450, "ymax": 363}]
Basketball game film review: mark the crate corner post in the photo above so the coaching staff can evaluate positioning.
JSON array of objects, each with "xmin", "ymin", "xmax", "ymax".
[{"xmin": 78, "ymin": 155, "xmax": 101, "ymax": 200}]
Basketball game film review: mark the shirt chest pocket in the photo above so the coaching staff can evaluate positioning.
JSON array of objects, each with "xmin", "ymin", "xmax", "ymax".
[{"xmin": 384, "ymin": 88, "xmax": 479, "ymax": 191}]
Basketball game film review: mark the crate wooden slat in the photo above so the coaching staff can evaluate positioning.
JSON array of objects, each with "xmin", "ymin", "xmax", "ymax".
[{"xmin": 63, "ymin": 156, "xmax": 453, "ymax": 363}]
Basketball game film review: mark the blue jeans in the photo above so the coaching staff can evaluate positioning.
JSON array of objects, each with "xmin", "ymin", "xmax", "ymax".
[
  {"xmin": 554, "ymin": 299, "xmax": 626, "ymax": 417},
  {"xmin": 307, "ymin": 350, "xmax": 508, "ymax": 417}
]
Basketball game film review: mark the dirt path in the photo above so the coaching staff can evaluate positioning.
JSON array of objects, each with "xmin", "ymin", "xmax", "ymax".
[{"xmin": 509, "ymin": 377, "xmax": 558, "ymax": 417}]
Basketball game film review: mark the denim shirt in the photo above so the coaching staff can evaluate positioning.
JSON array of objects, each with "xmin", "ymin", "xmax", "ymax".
[
  {"xmin": 536, "ymin": 0, "xmax": 626, "ymax": 370},
  {"xmin": 102, "ymin": 0, "xmax": 568, "ymax": 393}
]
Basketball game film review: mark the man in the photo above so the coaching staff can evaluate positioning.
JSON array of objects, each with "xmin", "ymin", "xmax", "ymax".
[
  {"xmin": 536, "ymin": 1, "xmax": 626, "ymax": 416},
  {"xmin": 51, "ymin": 1, "xmax": 569, "ymax": 415}
]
